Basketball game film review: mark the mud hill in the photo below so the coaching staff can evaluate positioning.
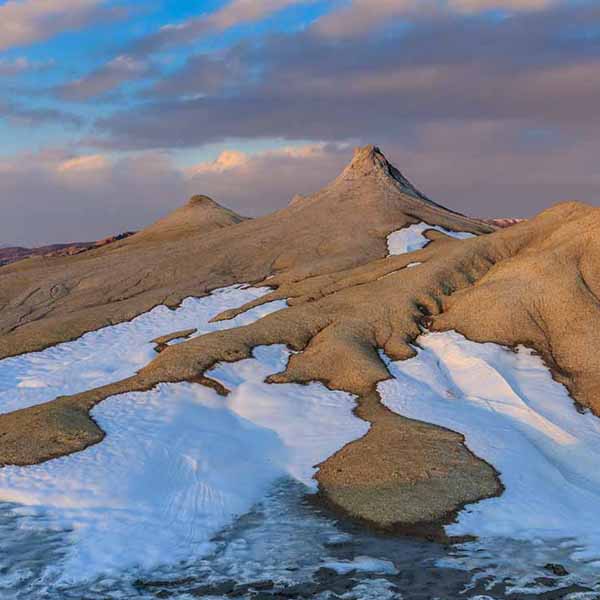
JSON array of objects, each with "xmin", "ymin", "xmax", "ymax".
[
  {"xmin": 130, "ymin": 194, "xmax": 246, "ymax": 242},
  {"xmin": 0, "ymin": 145, "xmax": 491, "ymax": 360},
  {"xmin": 1, "ymin": 145, "xmax": 598, "ymax": 538}
]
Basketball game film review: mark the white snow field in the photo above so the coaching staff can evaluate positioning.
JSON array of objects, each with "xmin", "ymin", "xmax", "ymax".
[
  {"xmin": 0, "ymin": 284, "xmax": 368, "ymax": 585},
  {"xmin": 387, "ymin": 222, "xmax": 474, "ymax": 256},
  {"xmin": 0, "ymin": 346, "xmax": 366, "ymax": 583},
  {"xmin": 0, "ymin": 284, "xmax": 286, "ymax": 415},
  {"xmin": 322, "ymin": 556, "xmax": 398, "ymax": 575},
  {"xmin": 379, "ymin": 331, "xmax": 600, "ymax": 569}
]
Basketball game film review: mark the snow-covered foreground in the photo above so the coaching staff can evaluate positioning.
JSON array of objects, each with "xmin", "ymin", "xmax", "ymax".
[
  {"xmin": 0, "ymin": 345, "xmax": 366, "ymax": 583},
  {"xmin": 0, "ymin": 285, "xmax": 285, "ymax": 414},
  {"xmin": 380, "ymin": 331, "xmax": 600, "ymax": 572},
  {"xmin": 387, "ymin": 222, "xmax": 474, "ymax": 255},
  {"xmin": 0, "ymin": 286, "xmax": 368, "ymax": 586}
]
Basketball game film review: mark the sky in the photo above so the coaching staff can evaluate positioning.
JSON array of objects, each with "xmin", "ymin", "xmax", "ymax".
[{"xmin": 1, "ymin": 0, "xmax": 599, "ymax": 245}]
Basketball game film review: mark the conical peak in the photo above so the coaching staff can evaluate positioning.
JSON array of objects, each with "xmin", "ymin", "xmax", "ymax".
[
  {"xmin": 132, "ymin": 194, "xmax": 245, "ymax": 243},
  {"xmin": 334, "ymin": 144, "xmax": 432, "ymax": 203},
  {"xmin": 343, "ymin": 144, "xmax": 388, "ymax": 177},
  {"xmin": 186, "ymin": 194, "xmax": 219, "ymax": 208}
]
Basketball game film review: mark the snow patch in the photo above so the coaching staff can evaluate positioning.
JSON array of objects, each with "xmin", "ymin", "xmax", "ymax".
[
  {"xmin": 0, "ymin": 285, "xmax": 285, "ymax": 415},
  {"xmin": 379, "ymin": 330, "xmax": 600, "ymax": 566},
  {"xmin": 342, "ymin": 578, "xmax": 400, "ymax": 599},
  {"xmin": 208, "ymin": 346, "xmax": 369, "ymax": 490},
  {"xmin": 322, "ymin": 556, "xmax": 398, "ymax": 575},
  {"xmin": 387, "ymin": 222, "xmax": 474, "ymax": 256},
  {"xmin": 0, "ymin": 346, "xmax": 367, "ymax": 584}
]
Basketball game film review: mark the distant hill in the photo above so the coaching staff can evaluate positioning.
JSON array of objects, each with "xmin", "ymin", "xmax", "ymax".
[{"xmin": 0, "ymin": 232, "xmax": 135, "ymax": 266}]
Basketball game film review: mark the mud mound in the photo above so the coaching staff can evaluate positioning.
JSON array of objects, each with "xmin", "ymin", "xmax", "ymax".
[
  {"xmin": 2, "ymin": 146, "xmax": 597, "ymax": 537},
  {"xmin": 0, "ymin": 145, "xmax": 491, "ymax": 360},
  {"xmin": 131, "ymin": 194, "xmax": 246, "ymax": 242}
]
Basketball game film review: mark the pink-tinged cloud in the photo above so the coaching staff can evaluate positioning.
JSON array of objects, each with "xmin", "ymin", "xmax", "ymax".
[
  {"xmin": 0, "ymin": 144, "xmax": 349, "ymax": 245},
  {"xmin": 1, "ymin": 133, "xmax": 600, "ymax": 248},
  {"xmin": 315, "ymin": 0, "xmax": 561, "ymax": 37},
  {"xmin": 55, "ymin": 0, "xmax": 309, "ymax": 99},
  {"xmin": 135, "ymin": 0, "xmax": 313, "ymax": 53},
  {"xmin": 205, "ymin": 0, "xmax": 313, "ymax": 31},
  {"xmin": 57, "ymin": 55, "xmax": 150, "ymax": 101},
  {"xmin": 0, "ymin": 0, "xmax": 121, "ymax": 51}
]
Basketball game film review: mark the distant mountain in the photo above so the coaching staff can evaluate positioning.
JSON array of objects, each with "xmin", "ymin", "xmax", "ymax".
[{"xmin": 0, "ymin": 232, "xmax": 135, "ymax": 266}]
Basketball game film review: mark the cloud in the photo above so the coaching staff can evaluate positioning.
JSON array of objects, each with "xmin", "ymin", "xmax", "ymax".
[
  {"xmin": 2, "ymin": 0, "xmax": 600, "ymax": 245},
  {"xmin": 132, "ymin": 0, "xmax": 312, "ymax": 54},
  {"xmin": 0, "ymin": 149, "xmax": 186, "ymax": 246},
  {"xmin": 184, "ymin": 143, "xmax": 350, "ymax": 215},
  {"xmin": 451, "ymin": 0, "xmax": 557, "ymax": 13},
  {"xmin": 187, "ymin": 150, "xmax": 249, "ymax": 175},
  {"xmin": 0, "ymin": 143, "xmax": 350, "ymax": 245},
  {"xmin": 315, "ymin": 0, "xmax": 562, "ymax": 37},
  {"xmin": 92, "ymin": 2, "xmax": 600, "ymax": 152},
  {"xmin": 53, "ymin": 0, "xmax": 307, "ymax": 100},
  {"xmin": 150, "ymin": 50, "xmax": 246, "ymax": 98},
  {"xmin": 56, "ymin": 154, "xmax": 109, "ymax": 172},
  {"xmin": 0, "ymin": 56, "xmax": 53, "ymax": 76},
  {"xmin": 0, "ymin": 99, "xmax": 82, "ymax": 127},
  {"xmin": 3, "ymin": 127, "xmax": 600, "ymax": 248},
  {"xmin": 57, "ymin": 55, "xmax": 151, "ymax": 101},
  {"xmin": 391, "ymin": 119, "xmax": 600, "ymax": 218},
  {"xmin": 0, "ymin": 0, "xmax": 122, "ymax": 52}
]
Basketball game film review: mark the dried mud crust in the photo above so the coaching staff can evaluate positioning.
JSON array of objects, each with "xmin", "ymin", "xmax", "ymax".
[{"xmin": 0, "ymin": 147, "xmax": 599, "ymax": 533}]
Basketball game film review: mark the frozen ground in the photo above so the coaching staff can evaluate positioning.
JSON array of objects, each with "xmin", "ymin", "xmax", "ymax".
[
  {"xmin": 387, "ymin": 222, "xmax": 474, "ymax": 255},
  {"xmin": 380, "ymin": 331, "xmax": 600, "ymax": 592},
  {"xmin": 0, "ymin": 287, "xmax": 367, "ymax": 585},
  {"xmin": 0, "ymin": 285, "xmax": 286, "ymax": 414},
  {"xmin": 0, "ymin": 345, "xmax": 367, "ymax": 585},
  {"xmin": 0, "ymin": 271, "xmax": 598, "ymax": 597},
  {"xmin": 0, "ymin": 478, "xmax": 487, "ymax": 600},
  {"xmin": 0, "ymin": 285, "xmax": 368, "ymax": 591}
]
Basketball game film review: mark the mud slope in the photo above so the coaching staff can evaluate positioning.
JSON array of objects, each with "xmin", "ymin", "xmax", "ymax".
[
  {"xmin": 3, "ymin": 146, "xmax": 599, "ymax": 535},
  {"xmin": 0, "ymin": 146, "xmax": 491, "ymax": 359}
]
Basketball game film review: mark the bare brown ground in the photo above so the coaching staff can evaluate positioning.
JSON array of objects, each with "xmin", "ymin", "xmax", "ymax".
[
  {"xmin": 314, "ymin": 391, "xmax": 502, "ymax": 539},
  {"xmin": 151, "ymin": 328, "xmax": 197, "ymax": 353},
  {"xmin": 0, "ymin": 146, "xmax": 597, "ymax": 535}
]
